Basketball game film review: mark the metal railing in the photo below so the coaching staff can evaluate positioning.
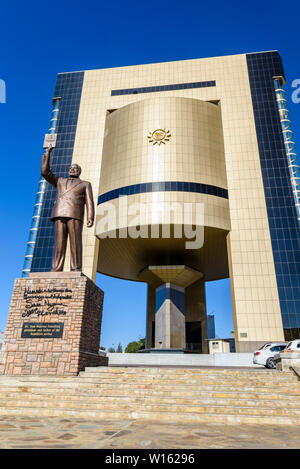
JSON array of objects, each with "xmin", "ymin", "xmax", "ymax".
[{"xmin": 289, "ymin": 366, "xmax": 300, "ymax": 380}]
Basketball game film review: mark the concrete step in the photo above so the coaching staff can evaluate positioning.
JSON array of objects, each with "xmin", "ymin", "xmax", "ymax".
[
  {"xmin": 75, "ymin": 376, "xmax": 298, "ymax": 389},
  {"xmin": 1, "ymin": 396, "xmax": 300, "ymax": 417},
  {"xmin": 79, "ymin": 372, "xmax": 296, "ymax": 383},
  {"xmin": 1, "ymin": 369, "xmax": 295, "ymax": 383},
  {"xmin": 0, "ymin": 390, "xmax": 299, "ymax": 409},
  {"xmin": 86, "ymin": 366, "xmax": 276, "ymax": 372},
  {"xmin": 0, "ymin": 379, "xmax": 299, "ymax": 397},
  {"xmin": 2, "ymin": 376, "xmax": 296, "ymax": 389},
  {"xmin": 80, "ymin": 367, "xmax": 296, "ymax": 380},
  {"xmin": 0, "ymin": 384, "xmax": 299, "ymax": 401},
  {"xmin": 0, "ymin": 367, "xmax": 299, "ymax": 425},
  {"xmin": 0, "ymin": 399, "xmax": 299, "ymax": 424},
  {"xmin": 83, "ymin": 367, "xmax": 294, "ymax": 379},
  {"xmin": 1, "ymin": 405, "xmax": 299, "ymax": 425}
]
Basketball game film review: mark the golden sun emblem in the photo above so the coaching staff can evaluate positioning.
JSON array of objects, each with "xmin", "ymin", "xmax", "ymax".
[{"xmin": 147, "ymin": 129, "xmax": 171, "ymax": 145}]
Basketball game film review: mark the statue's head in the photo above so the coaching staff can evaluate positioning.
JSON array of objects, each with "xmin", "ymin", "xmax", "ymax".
[{"xmin": 68, "ymin": 164, "xmax": 82, "ymax": 178}]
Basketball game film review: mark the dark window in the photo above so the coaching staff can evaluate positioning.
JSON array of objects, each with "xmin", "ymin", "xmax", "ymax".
[
  {"xmin": 98, "ymin": 181, "xmax": 228, "ymax": 205},
  {"xmin": 151, "ymin": 321, "xmax": 155, "ymax": 348},
  {"xmin": 111, "ymin": 80, "xmax": 216, "ymax": 96},
  {"xmin": 270, "ymin": 345, "xmax": 286, "ymax": 352},
  {"xmin": 186, "ymin": 321, "xmax": 202, "ymax": 352}
]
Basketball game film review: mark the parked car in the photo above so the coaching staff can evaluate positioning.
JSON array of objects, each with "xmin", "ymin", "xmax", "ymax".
[
  {"xmin": 283, "ymin": 339, "xmax": 300, "ymax": 352},
  {"xmin": 253, "ymin": 343, "xmax": 287, "ymax": 369}
]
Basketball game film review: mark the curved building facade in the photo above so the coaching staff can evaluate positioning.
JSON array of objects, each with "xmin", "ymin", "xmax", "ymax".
[
  {"xmin": 96, "ymin": 97, "xmax": 230, "ymax": 282},
  {"xmin": 24, "ymin": 51, "xmax": 300, "ymax": 352},
  {"xmin": 96, "ymin": 97, "xmax": 231, "ymax": 351}
]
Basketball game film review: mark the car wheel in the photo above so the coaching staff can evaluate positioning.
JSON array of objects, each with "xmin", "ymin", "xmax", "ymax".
[{"xmin": 266, "ymin": 357, "xmax": 276, "ymax": 369}]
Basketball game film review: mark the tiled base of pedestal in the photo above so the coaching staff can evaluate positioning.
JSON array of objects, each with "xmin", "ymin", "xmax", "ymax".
[{"xmin": 0, "ymin": 273, "xmax": 108, "ymax": 376}]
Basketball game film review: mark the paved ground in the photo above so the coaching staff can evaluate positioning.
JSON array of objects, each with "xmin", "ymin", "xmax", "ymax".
[{"xmin": 0, "ymin": 416, "xmax": 299, "ymax": 449}]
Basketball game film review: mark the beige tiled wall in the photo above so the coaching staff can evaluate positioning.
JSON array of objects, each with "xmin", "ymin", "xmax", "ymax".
[
  {"xmin": 100, "ymin": 97, "xmax": 227, "ymax": 193},
  {"xmin": 95, "ymin": 97, "xmax": 230, "ymax": 284}
]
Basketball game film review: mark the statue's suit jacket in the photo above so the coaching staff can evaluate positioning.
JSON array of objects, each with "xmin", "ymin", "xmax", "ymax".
[{"xmin": 41, "ymin": 153, "xmax": 94, "ymax": 223}]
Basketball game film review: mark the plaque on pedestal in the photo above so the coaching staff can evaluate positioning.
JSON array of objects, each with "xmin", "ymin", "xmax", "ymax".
[{"xmin": 0, "ymin": 272, "xmax": 108, "ymax": 376}]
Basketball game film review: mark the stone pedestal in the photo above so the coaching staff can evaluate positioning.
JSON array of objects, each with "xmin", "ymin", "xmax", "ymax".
[
  {"xmin": 0, "ymin": 272, "xmax": 108, "ymax": 376},
  {"xmin": 275, "ymin": 352, "xmax": 300, "ymax": 372}
]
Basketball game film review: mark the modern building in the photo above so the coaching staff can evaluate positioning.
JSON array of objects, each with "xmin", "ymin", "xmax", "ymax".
[
  {"xmin": 22, "ymin": 51, "xmax": 300, "ymax": 352},
  {"xmin": 207, "ymin": 314, "xmax": 216, "ymax": 340}
]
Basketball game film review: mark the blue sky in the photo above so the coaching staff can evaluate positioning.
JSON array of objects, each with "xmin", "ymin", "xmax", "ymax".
[{"xmin": 0, "ymin": 0, "xmax": 299, "ymax": 349}]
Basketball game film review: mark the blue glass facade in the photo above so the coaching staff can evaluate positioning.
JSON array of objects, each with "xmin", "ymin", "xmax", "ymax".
[
  {"xmin": 30, "ymin": 72, "xmax": 84, "ymax": 272},
  {"xmin": 155, "ymin": 284, "xmax": 185, "ymax": 314},
  {"xmin": 98, "ymin": 181, "xmax": 228, "ymax": 205},
  {"xmin": 246, "ymin": 52, "xmax": 300, "ymax": 340}
]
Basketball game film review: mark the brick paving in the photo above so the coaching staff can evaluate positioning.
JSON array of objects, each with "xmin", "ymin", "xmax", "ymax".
[{"xmin": 0, "ymin": 415, "xmax": 299, "ymax": 449}]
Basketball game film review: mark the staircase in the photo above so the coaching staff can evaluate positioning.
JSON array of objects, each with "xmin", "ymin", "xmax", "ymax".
[{"xmin": 0, "ymin": 367, "xmax": 299, "ymax": 425}]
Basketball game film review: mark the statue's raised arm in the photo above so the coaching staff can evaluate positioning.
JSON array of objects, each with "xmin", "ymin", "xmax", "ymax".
[{"xmin": 41, "ymin": 146, "xmax": 58, "ymax": 187}]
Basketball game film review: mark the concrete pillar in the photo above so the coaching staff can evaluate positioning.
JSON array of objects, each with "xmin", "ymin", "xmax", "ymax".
[
  {"xmin": 141, "ymin": 265, "xmax": 204, "ymax": 352},
  {"xmin": 155, "ymin": 283, "xmax": 186, "ymax": 349}
]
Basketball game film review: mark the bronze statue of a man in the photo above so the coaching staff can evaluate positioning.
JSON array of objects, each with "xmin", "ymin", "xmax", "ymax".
[{"xmin": 41, "ymin": 146, "xmax": 94, "ymax": 272}]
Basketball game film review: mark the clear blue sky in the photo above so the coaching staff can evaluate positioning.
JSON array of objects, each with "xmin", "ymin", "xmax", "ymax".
[{"xmin": 0, "ymin": 0, "xmax": 299, "ymax": 350}]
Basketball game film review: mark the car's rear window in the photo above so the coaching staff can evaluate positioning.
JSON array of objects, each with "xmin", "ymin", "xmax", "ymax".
[{"xmin": 270, "ymin": 345, "xmax": 286, "ymax": 352}]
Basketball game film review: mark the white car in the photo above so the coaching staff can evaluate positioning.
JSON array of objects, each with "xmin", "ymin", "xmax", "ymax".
[
  {"xmin": 283, "ymin": 340, "xmax": 300, "ymax": 352},
  {"xmin": 253, "ymin": 342, "xmax": 287, "ymax": 369}
]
